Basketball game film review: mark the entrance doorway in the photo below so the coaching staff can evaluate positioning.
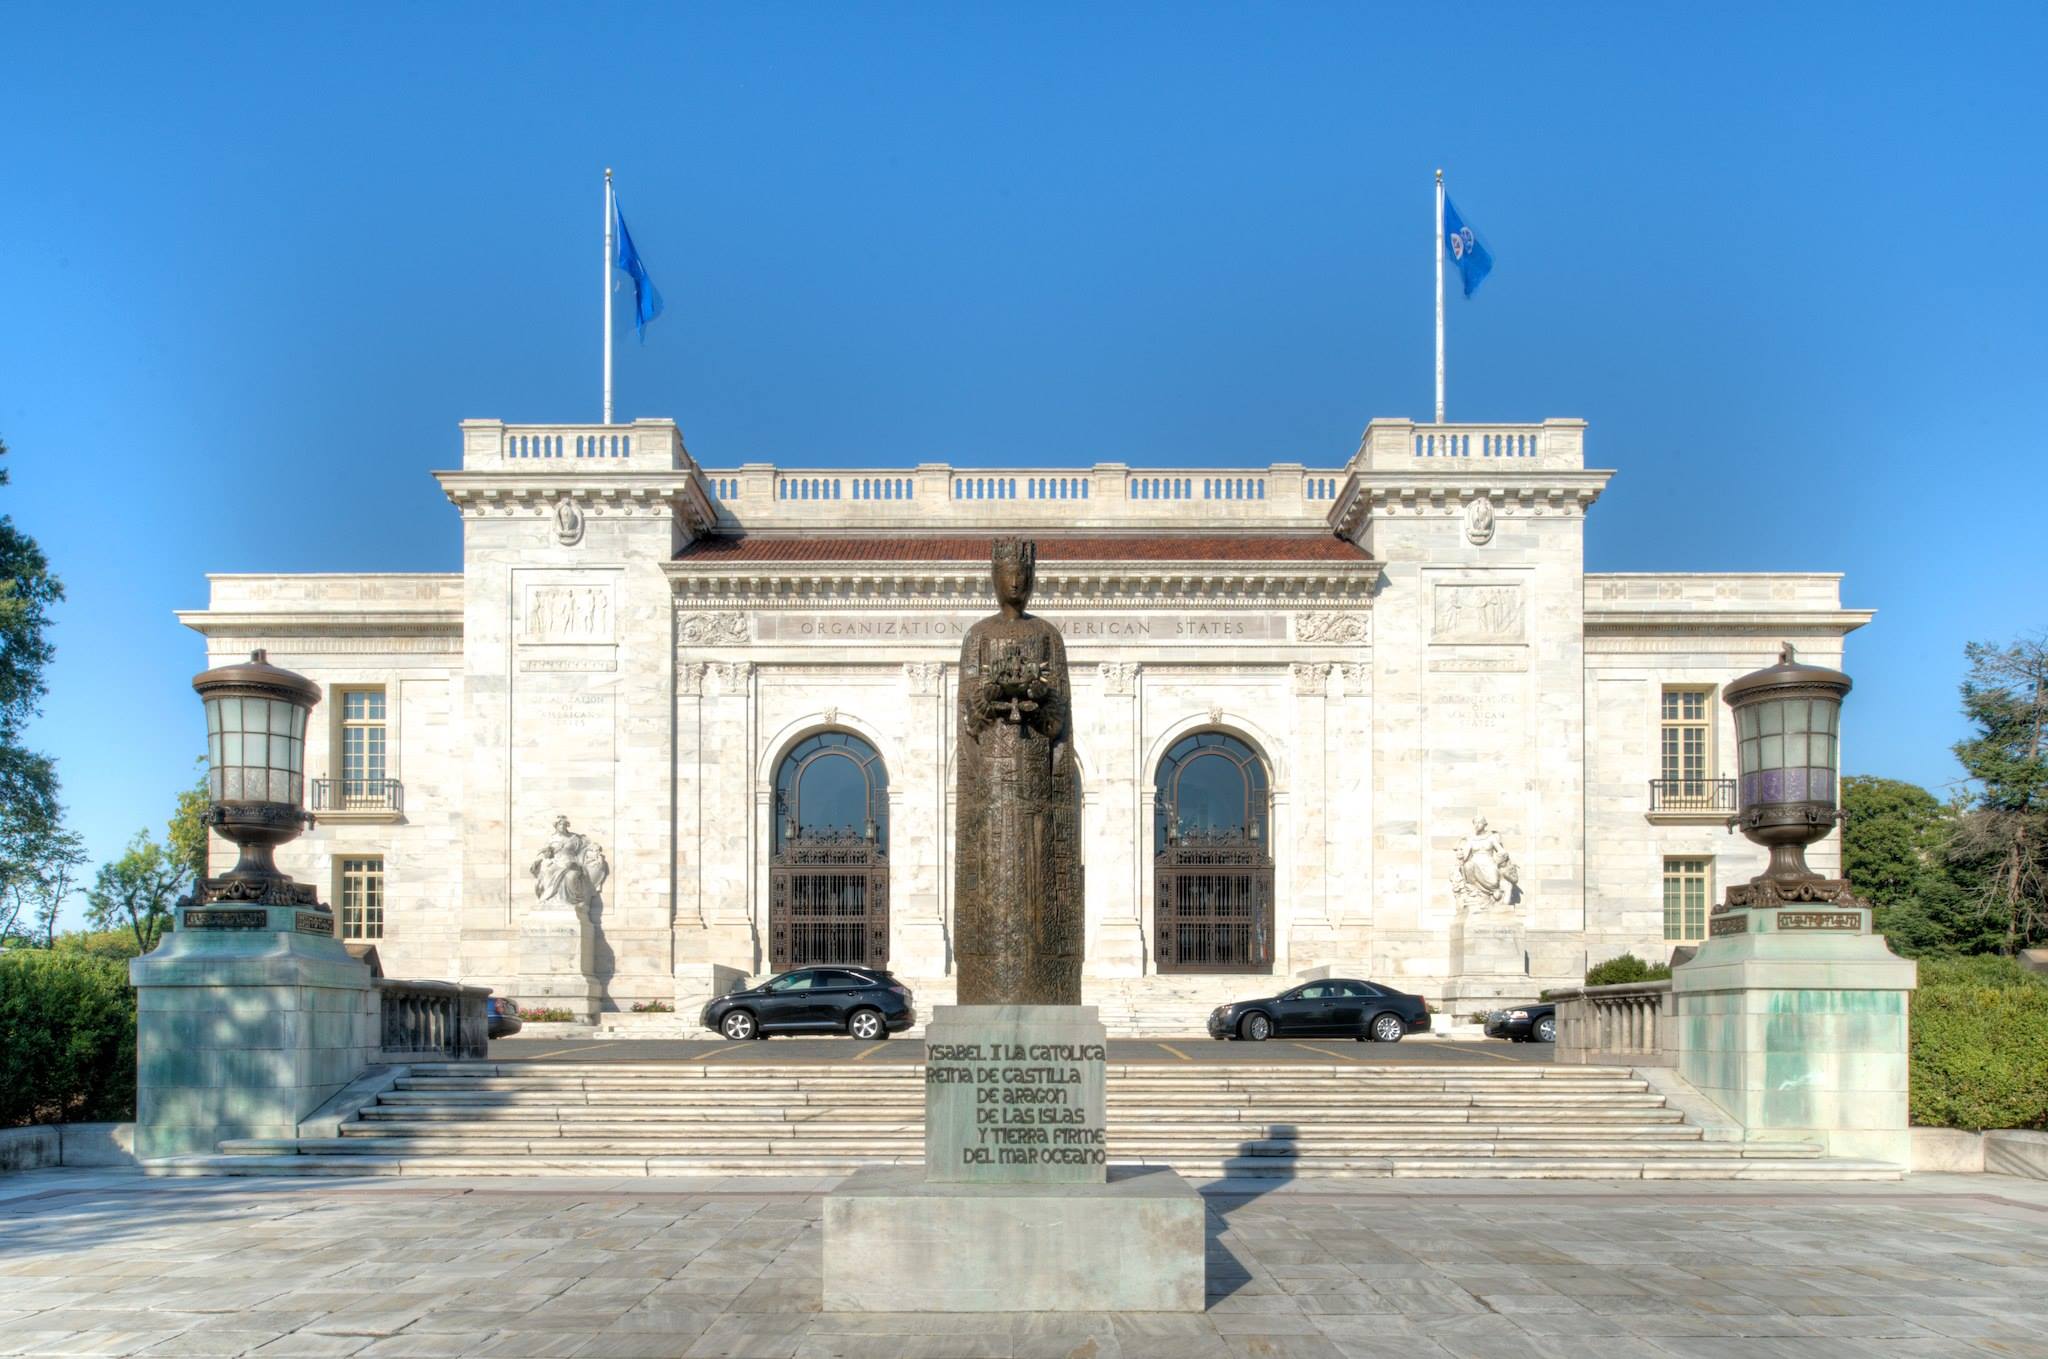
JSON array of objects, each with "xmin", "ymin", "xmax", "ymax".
[
  {"xmin": 769, "ymin": 731, "xmax": 889, "ymax": 970},
  {"xmin": 1152, "ymin": 731, "xmax": 1274, "ymax": 973}
]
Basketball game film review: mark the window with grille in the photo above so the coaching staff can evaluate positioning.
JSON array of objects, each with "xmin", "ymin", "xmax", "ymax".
[
  {"xmin": 339, "ymin": 689, "xmax": 388, "ymax": 808},
  {"xmin": 1663, "ymin": 857, "xmax": 1710, "ymax": 942},
  {"xmin": 339, "ymin": 856, "xmax": 385, "ymax": 941},
  {"xmin": 1660, "ymin": 688, "xmax": 1713, "ymax": 798}
]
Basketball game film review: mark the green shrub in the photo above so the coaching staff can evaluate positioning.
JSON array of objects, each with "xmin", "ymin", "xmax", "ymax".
[
  {"xmin": 0, "ymin": 950, "xmax": 138, "ymax": 1127},
  {"xmin": 1584, "ymin": 953, "xmax": 1672, "ymax": 986},
  {"xmin": 1910, "ymin": 956, "xmax": 2048, "ymax": 1131},
  {"xmin": 51, "ymin": 928, "xmax": 150, "ymax": 962}
]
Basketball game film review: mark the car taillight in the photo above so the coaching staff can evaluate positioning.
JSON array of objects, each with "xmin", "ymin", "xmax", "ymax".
[{"xmin": 887, "ymin": 984, "xmax": 910, "ymax": 996}]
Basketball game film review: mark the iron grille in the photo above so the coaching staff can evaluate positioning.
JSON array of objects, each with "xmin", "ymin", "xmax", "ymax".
[
  {"xmin": 310, "ymin": 778, "xmax": 404, "ymax": 812},
  {"xmin": 1155, "ymin": 832, "xmax": 1273, "ymax": 974},
  {"xmin": 771, "ymin": 831, "xmax": 889, "ymax": 969}
]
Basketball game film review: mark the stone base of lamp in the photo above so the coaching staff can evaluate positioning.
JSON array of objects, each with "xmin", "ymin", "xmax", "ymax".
[
  {"xmin": 516, "ymin": 906, "xmax": 601, "ymax": 1021},
  {"xmin": 128, "ymin": 903, "xmax": 377, "ymax": 1160},
  {"xmin": 1671, "ymin": 902, "xmax": 1917, "ymax": 1165}
]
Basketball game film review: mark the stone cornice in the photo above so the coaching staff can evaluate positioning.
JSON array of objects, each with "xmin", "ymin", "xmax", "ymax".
[
  {"xmin": 1584, "ymin": 609, "xmax": 1875, "ymax": 636},
  {"xmin": 435, "ymin": 470, "xmax": 719, "ymax": 536},
  {"xmin": 663, "ymin": 558, "xmax": 1379, "ymax": 606},
  {"xmin": 175, "ymin": 609, "xmax": 462, "ymax": 638},
  {"xmin": 1329, "ymin": 469, "xmax": 1613, "ymax": 538}
]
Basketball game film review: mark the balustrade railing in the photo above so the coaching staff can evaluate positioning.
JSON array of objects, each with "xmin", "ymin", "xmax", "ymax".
[
  {"xmin": 1648, "ymin": 778, "xmax": 1735, "ymax": 814},
  {"xmin": 1550, "ymin": 980, "xmax": 1673, "ymax": 1066},
  {"xmin": 375, "ymin": 979, "xmax": 491, "ymax": 1060},
  {"xmin": 311, "ymin": 778, "xmax": 403, "ymax": 813}
]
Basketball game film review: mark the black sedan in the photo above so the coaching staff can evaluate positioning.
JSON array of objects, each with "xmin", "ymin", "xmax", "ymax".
[
  {"xmin": 1485, "ymin": 1003, "xmax": 1557, "ymax": 1043},
  {"xmin": 701, "ymin": 967, "xmax": 915, "ymax": 1040},
  {"xmin": 1208, "ymin": 979, "xmax": 1432, "ymax": 1043},
  {"xmin": 485, "ymin": 996, "xmax": 523, "ymax": 1039}
]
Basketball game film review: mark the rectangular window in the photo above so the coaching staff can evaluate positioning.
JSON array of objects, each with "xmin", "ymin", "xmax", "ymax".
[
  {"xmin": 1659, "ymin": 687, "xmax": 1713, "ymax": 803},
  {"xmin": 1663, "ymin": 857, "xmax": 1711, "ymax": 942},
  {"xmin": 340, "ymin": 857, "xmax": 385, "ymax": 941},
  {"xmin": 339, "ymin": 689, "xmax": 388, "ymax": 808}
]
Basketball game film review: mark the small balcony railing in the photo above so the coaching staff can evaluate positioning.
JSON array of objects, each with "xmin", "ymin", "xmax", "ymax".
[
  {"xmin": 1647, "ymin": 778, "xmax": 1734, "ymax": 814},
  {"xmin": 312, "ymin": 778, "xmax": 404, "ymax": 813}
]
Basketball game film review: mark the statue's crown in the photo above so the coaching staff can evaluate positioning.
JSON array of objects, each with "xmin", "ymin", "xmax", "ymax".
[{"xmin": 991, "ymin": 537, "xmax": 1036, "ymax": 571}]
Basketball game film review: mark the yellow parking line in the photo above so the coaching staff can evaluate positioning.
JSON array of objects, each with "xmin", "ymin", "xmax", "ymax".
[
  {"xmin": 689, "ymin": 1042, "xmax": 749, "ymax": 1061},
  {"xmin": 1155, "ymin": 1043, "xmax": 1193, "ymax": 1062},
  {"xmin": 1291, "ymin": 1041, "xmax": 1362, "ymax": 1062},
  {"xmin": 851, "ymin": 1042, "xmax": 885, "ymax": 1061},
  {"xmin": 508, "ymin": 1039, "xmax": 627, "ymax": 1061},
  {"xmin": 1452, "ymin": 1042, "xmax": 1532, "ymax": 1064}
]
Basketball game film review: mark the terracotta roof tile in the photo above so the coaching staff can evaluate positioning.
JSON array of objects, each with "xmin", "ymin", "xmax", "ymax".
[{"xmin": 675, "ymin": 534, "xmax": 1370, "ymax": 564}]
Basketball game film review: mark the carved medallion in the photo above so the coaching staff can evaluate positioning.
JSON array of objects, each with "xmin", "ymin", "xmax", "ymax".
[
  {"xmin": 676, "ymin": 612, "xmax": 749, "ymax": 645},
  {"xmin": 1295, "ymin": 612, "xmax": 1368, "ymax": 644},
  {"xmin": 1465, "ymin": 497, "xmax": 1496, "ymax": 545},
  {"xmin": 554, "ymin": 498, "xmax": 585, "ymax": 546}
]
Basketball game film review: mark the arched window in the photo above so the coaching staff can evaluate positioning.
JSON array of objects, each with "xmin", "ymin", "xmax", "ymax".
[
  {"xmin": 770, "ymin": 731, "xmax": 889, "ymax": 968},
  {"xmin": 1153, "ymin": 731, "xmax": 1273, "ymax": 973}
]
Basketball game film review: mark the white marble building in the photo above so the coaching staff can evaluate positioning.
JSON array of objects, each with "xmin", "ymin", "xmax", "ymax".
[{"xmin": 179, "ymin": 417, "xmax": 1869, "ymax": 1021}]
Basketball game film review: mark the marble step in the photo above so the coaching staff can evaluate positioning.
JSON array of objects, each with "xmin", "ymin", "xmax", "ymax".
[
  {"xmin": 262, "ymin": 1136, "xmax": 1778, "ymax": 1158},
  {"xmin": 342, "ymin": 1121, "xmax": 1708, "ymax": 1142},
  {"xmin": 170, "ymin": 1151, "xmax": 1901, "ymax": 1181}
]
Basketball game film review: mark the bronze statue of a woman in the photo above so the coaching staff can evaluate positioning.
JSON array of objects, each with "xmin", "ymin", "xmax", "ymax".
[{"xmin": 954, "ymin": 538, "xmax": 1083, "ymax": 1005}]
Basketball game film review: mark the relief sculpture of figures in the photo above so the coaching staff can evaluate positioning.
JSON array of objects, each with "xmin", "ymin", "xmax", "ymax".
[
  {"xmin": 954, "ymin": 538, "xmax": 1083, "ymax": 1005},
  {"xmin": 531, "ymin": 815, "xmax": 610, "ymax": 911},
  {"xmin": 1450, "ymin": 814, "xmax": 1520, "ymax": 909}
]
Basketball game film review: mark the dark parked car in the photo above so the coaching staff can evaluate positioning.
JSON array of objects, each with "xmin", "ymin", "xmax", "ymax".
[
  {"xmin": 485, "ymin": 995, "xmax": 523, "ymax": 1039},
  {"xmin": 1485, "ymin": 1003, "xmax": 1556, "ymax": 1043},
  {"xmin": 701, "ymin": 967, "xmax": 915, "ymax": 1040},
  {"xmin": 1208, "ymin": 979, "xmax": 1432, "ymax": 1043}
]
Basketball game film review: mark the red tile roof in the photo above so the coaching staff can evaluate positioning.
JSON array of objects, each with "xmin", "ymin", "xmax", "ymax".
[{"xmin": 676, "ymin": 534, "xmax": 1370, "ymax": 564}]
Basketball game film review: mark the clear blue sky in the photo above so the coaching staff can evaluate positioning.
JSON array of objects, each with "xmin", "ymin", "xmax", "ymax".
[{"xmin": 4, "ymin": 3, "xmax": 2044, "ymax": 925}]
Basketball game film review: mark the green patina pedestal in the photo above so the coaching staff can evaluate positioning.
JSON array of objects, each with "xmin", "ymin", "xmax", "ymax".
[
  {"xmin": 128, "ymin": 903, "xmax": 377, "ymax": 1159},
  {"xmin": 1672, "ymin": 899, "xmax": 1916, "ymax": 1165}
]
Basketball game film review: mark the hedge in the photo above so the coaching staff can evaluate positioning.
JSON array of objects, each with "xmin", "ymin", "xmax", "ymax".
[
  {"xmin": 0, "ymin": 949, "xmax": 138, "ymax": 1127},
  {"xmin": 1584, "ymin": 953, "xmax": 1672, "ymax": 987},
  {"xmin": 1910, "ymin": 955, "xmax": 2048, "ymax": 1132}
]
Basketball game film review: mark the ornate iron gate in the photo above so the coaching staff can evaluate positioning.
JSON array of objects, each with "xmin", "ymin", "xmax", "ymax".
[
  {"xmin": 1154, "ymin": 832, "xmax": 1273, "ymax": 973},
  {"xmin": 770, "ymin": 831, "xmax": 889, "ymax": 970}
]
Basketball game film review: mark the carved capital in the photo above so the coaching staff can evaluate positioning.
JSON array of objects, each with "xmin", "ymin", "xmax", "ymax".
[
  {"xmin": 1098, "ymin": 661, "xmax": 1140, "ymax": 696},
  {"xmin": 677, "ymin": 661, "xmax": 707, "ymax": 696},
  {"xmin": 710, "ymin": 661, "xmax": 752, "ymax": 694},
  {"xmin": 904, "ymin": 661, "xmax": 944, "ymax": 696},
  {"xmin": 1337, "ymin": 662, "xmax": 1369, "ymax": 695},
  {"xmin": 1291, "ymin": 662, "xmax": 1329, "ymax": 696}
]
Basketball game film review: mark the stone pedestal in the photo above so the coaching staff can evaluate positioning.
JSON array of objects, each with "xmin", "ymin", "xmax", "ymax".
[
  {"xmin": 129, "ymin": 903, "xmax": 377, "ymax": 1160},
  {"xmin": 825, "ymin": 1003, "xmax": 1204, "ymax": 1312},
  {"xmin": 516, "ymin": 905, "xmax": 601, "ymax": 1020},
  {"xmin": 1671, "ymin": 903, "xmax": 1916, "ymax": 1165},
  {"xmin": 1447, "ymin": 912, "xmax": 1530, "ymax": 1012},
  {"xmin": 824, "ymin": 1166, "xmax": 1205, "ymax": 1312}
]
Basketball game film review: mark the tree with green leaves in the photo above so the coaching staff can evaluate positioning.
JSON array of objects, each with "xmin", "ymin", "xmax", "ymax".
[
  {"xmin": 168, "ymin": 761, "xmax": 210, "ymax": 888},
  {"xmin": 84, "ymin": 833, "xmax": 184, "ymax": 956},
  {"xmin": 1842, "ymin": 775, "xmax": 1992, "ymax": 956},
  {"xmin": 0, "ymin": 435, "xmax": 76, "ymax": 947},
  {"xmin": 1949, "ymin": 635, "xmax": 2048, "ymax": 953}
]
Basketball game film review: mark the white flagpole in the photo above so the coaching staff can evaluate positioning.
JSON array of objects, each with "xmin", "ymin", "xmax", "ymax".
[
  {"xmin": 1434, "ymin": 168, "xmax": 1445, "ymax": 425},
  {"xmin": 603, "ymin": 168, "xmax": 614, "ymax": 426}
]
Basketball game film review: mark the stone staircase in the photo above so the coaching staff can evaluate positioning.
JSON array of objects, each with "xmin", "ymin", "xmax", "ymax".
[{"xmin": 176, "ymin": 1060, "xmax": 1902, "ymax": 1180}]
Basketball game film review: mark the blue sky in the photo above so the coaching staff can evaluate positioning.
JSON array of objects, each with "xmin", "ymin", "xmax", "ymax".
[{"xmin": 3, "ymin": 3, "xmax": 2044, "ymax": 924}]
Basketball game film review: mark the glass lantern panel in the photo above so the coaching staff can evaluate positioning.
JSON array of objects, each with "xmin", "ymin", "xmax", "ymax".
[
  {"xmin": 293, "ymin": 705, "xmax": 307, "ymax": 738},
  {"xmin": 245, "ymin": 700, "xmax": 269, "ymax": 735},
  {"xmin": 268, "ymin": 769, "xmax": 289, "ymax": 802},
  {"xmin": 290, "ymin": 773, "xmax": 303, "ymax": 804},
  {"xmin": 208, "ymin": 732, "xmax": 222, "ymax": 769},
  {"xmin": 1760, "ymin": 734, "xmax": 1784, "ymax": 770},
  {"xmin": 288, "ymin": 735, "xmax": 303, "ymax": 774},
  {"xmin": 270, "ymin": 734, "xmax": 292, "ymax": 770},
  {"xmin": 224, "ymin": 767, "xmax": 244, "ymax": 800},
  {"xmin": 1758, "ymin": 701, "xmax": 1784, "ymax": 736},
  {"xmin": 1786, "ymin": 732, "xmax": 1808, "ymax": 765},
  {"xmin": 1739, "ymin": 706, "xmax": 1758, "ymax": 740},
  {"xmin": 1739, "ymin": 737, "xmax": 1758, "ymax": 775},
  {"xmin": 223, "ymin": 732, "xmax": 244, "ymax": 765},
  {"xmin": 269, "ymin": 700, "xmax": 293, "ymax": 737},
  {"xmin": 1816, "ymin": 733, "xmax": 1835, "ymax": 770},
  {"xmin": 205, "ymin": 700, "xmax": 221, "ymax": 735},
  {"xmin": 208, "ymin": 769, "xmax": 223, "ymax": 800},
  {"xmin": 1819, "ymin": 702, "xmax": 1838, "ymax": 734},
  {"xmin": 220, "ymin": 697, "xmax": 241, "ymax": 732}
]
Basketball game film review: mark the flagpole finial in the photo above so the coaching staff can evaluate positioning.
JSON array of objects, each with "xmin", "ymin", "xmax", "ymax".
[{"xmin": 1435, "ymin": 168, "xmax": 1443, "ymax": 182}]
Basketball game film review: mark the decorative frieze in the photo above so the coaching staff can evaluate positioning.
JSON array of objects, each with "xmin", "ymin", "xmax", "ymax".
[
  {"xmin": 1294, "ymin": 612, "xmax": 1369, "ymax": 644},
  {"xmin": 1431, "ymin": 584, "xmax": 1524, "ymax": 644},
  {"xmin": 676, "ymin": 612, "xmax": 750, "ymax": 645}
]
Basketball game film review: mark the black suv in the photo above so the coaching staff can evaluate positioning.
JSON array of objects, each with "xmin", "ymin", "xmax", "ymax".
[
  {"xmin": 701, "ymin": 967, "xmax": 915, "ymax": 1041},
  {"xmin": 1208, "ymin": 978, "xmax": 1432, "ymax": 1042}
]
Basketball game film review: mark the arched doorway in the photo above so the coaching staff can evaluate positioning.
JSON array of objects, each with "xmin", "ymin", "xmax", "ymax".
[
  {"xmin": 770, "ymin": 730, "xmax": 889, "ymax": 970},
  {"xmin": 1153, "ymin": 731, "xmax": 1273, "ymax": 973}
]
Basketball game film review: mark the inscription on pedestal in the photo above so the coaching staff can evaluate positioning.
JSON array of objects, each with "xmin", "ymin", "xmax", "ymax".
[
  {"xmin": 924, "ymin": 1005, "xmax": 1108, "ymax": 1185},
  {"xmin": 183, "ymin": 908, "xmax": 269, "ymax": 930}
]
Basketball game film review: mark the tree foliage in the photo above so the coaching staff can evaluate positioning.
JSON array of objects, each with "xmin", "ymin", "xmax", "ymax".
[
  {"xmin": 1843, "ymin": 775, "xmax": 1995, "ymax": 956},
  {"xmin": 84, "ymin": 833, "xmax": 183, "ymax": 956},
  {"xmin": 1949, "ymin": 635, "xmax": 2048, "ymax": 952}
]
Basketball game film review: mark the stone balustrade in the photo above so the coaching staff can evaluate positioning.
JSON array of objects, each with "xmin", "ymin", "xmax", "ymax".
[
  {"xmin": 375, "ymin": 979, "xmax": 490, "ymax": 1061},
  {"xmin": 1550, "ymin": 979, "xmax": 1673, "ymax": 1066}
]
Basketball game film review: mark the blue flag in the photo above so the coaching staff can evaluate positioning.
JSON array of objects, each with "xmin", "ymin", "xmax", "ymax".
[
  {"xmin": 1443, "ymin": 195, "xmax": 1492, "ymax": 298},
  {"xmin": 612, "ymin": 195, "xmax": 664, "ymax": 341}
]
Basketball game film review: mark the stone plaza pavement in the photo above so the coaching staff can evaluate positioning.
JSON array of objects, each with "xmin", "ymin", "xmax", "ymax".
[{"xmin": 3, "ymin": 1170, "xmax": 2046, "ymax": 1359}]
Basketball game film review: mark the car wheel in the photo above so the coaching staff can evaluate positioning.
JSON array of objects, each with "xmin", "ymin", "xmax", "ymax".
[
  {"xmin": 1240, "ymin": 1012, "xmax": 1272, "ymax": 1042},
  {"xmin": 1534, "ymin": 1016, "xmax": 1557, "ymax": 1043},
  {"xmin": 847, "ymin": 1008, "xmax": 887, "ymax": 1041},
  {"xmin": 719, "ymin": 1010, "xmax": 756, "ymax": 1041},
  {"xmin": 1370, "ymin": 1013, "xmax": 1405, "ymax": 1043}
]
